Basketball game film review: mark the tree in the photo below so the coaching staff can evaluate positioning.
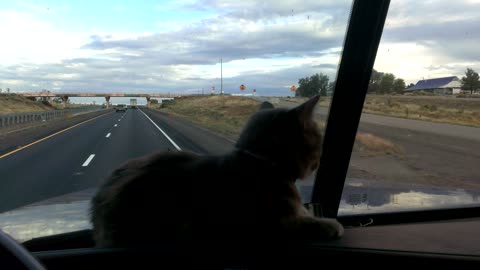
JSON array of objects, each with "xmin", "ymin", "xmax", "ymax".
[
  {"xmin": 407, "ymin": 83, "xmax": 415, "ymax": 89},
  {"xmin": 368, "ymin": 69, "xmax": 384, "ymax": 93},
  {"xmin": 379, "ymin": 73, "xmax": 395, "ymax": 94},
  {"xmin": 52, "ymin": 97, "xmax": 63, "ymax": 103},
  {"xmin": 461, "ymin": 68, "xmax": 480, "ymax": 94},
  {"xmin": 327, "ymin": 81, "xmax": 336, "ymax": 95},
  {"xmin": 393, "ymin": 78, "xmax": 406, "ymax": 93},
  {"xmin": 296, "ymin": 73, "xmax": 329, "ymax": 97}
]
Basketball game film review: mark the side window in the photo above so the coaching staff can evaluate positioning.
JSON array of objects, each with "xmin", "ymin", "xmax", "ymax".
[{"xmin": 339, "ymin": 1, "xmax": 480, "ymax": 215}]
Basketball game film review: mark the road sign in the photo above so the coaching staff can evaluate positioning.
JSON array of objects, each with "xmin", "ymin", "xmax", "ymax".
[
  {"xmin": 290, "ymin": 85, "xmax": 296, "ymax": 92},
  {"xmin": 240, "ymin": 84, "xmax": 246, "ymax": 91}
]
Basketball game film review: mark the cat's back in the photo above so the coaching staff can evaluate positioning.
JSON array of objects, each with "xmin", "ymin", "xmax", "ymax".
[{"xmin": 90, "ymin": 150, "xmax": 223, "ymax": 247}]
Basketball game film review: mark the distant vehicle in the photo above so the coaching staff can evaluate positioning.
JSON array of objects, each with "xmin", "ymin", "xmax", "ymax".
[
  {"xmin": 130, "ymin": 98, "xmax": 137, "ymax": 109},
  {"xmin": 115, "ymin": 104, "xmax": 126, "ymax": 112}
]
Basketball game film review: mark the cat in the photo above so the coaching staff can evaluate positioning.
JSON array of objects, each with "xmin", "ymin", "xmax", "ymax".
[{"xmin": 90, "ymin": 95, "xmax": 343, "ymax": 249}]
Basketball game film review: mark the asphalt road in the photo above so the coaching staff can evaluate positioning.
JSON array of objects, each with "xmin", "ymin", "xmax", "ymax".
[{"xmin": 0, "ymin": 108, "xmax": 233, "ymax": 213}]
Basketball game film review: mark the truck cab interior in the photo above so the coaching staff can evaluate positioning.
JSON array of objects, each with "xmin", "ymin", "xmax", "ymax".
[{"xmin": 1, "ymin": 0, "xmax": 479, "ymax": 269}]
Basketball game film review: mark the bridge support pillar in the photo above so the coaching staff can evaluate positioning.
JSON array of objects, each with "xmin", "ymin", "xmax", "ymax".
[
  {"xmin": 146, "ymin": 97, "xmax": 151, "ymax": 108},
  {"xmin": 61, "ymin": 95, "xmax": 69, "ymax": 109},
  {"xmin": 105, "ymin": 96, "xmax": 111, "ymax": 109}
]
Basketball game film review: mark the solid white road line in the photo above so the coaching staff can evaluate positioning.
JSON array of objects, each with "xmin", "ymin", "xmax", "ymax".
[
  {"xmin": 82, "ymin": 154, "xmax": 95, "ymax": 167},
  {"xmin": 138, "ymin": 109, "xmax": 182, "ymax": 151},
  {"xmin": 106, "ymin": 133, "xmax": 111, "ymax": 138}
]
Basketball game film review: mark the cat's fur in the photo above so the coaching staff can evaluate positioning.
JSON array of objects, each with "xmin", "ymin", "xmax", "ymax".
[{"xmin": 90, "ymin": 95, "xmax": 343, "ymax": 248}]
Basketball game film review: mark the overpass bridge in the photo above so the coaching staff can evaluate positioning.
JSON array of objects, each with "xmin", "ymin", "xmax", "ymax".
[{"xmin": 18, "ymin": 92, "xmax": 194, "ymax": 108}]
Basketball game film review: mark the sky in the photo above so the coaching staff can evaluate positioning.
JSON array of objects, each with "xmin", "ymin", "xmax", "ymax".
[{"xmin": 0, "ymin": 0, "xmax": 479, "ymax": 98}]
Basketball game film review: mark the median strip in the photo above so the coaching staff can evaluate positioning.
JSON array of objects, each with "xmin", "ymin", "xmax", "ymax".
[
  {"xmin": 82, "ymin": 154, "xmax": 95, "ymax": 167},
  {"xmin": 138, "ymin": 109, "xmax": 182, "ymax": 151}
]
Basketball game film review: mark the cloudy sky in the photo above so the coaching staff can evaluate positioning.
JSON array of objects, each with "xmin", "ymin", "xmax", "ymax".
[{"xmin": 0, "ymin": 0, "xmax": 479, "ymax": 97}]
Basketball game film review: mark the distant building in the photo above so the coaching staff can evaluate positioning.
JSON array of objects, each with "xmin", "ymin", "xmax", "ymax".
[{"xmin": 405, "ymin": 76, "xmax": 462, "ymax": 95}]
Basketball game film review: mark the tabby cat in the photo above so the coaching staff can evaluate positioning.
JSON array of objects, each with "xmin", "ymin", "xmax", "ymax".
[{"xmin": 90, "ymin": 95, "xmax": 343, "ymax": 248}]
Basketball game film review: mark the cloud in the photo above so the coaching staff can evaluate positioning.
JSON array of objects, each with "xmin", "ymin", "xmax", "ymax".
[
  {"xmin": 82, "ymin": 11, "xmax": 346, "ymax": 65},
  {"xmin": 1, "ymin": 0, "xmax": 480, "ymax": 95},
  {"xmin": 371, "ymin": 0, "xmax": 480, "ymax": 83}
]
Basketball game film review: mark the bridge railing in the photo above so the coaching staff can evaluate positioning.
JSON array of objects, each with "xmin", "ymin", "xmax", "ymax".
[{"xmin": 0, "ymin": 106, "xmax": 104, "ymax": 129}]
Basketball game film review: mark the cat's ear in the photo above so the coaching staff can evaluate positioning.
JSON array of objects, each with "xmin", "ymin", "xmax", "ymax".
[
  {"xmin": 259, "ymin": 101, "xmax": 275, "ymax": 110},
  {"xmin": 290, "ymin": 95, "xmax": 320, "ymax": 123}
]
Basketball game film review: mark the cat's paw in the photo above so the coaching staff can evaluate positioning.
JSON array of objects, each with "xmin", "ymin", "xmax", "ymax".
[
  {"xmin": 293, "ymin": 217, "xmax": 344, "ymax": 240},
  {"xmin": 317, "ymin": 218, "xmax": 344, "ymax": 239}
]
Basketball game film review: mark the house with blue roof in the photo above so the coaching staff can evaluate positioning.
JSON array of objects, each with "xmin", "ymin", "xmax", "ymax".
[{"xmin": 405, "ymin": 76, "xmax": 462, "ymax": 95}]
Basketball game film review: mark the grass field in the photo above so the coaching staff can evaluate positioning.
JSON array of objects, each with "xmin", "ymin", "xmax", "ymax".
[
  {"xmin": 0, "ymin": 94, "xmax": 55, "ymax": 114},
  {"xmin": 363, "ymin": 95, "xmax": 480, "ymax": 127},
  {"xmin": 281, "ymin": 94, "xmax": 480, "ymax": 127},
  {"xmin": 0, "ymin": 94, "xmax": 91, "ymax": 114},
  {"xmin": 158, "ymin": 95, "xmax": 261, "ymax": 139},
  {"xmin": 157, "ymin": 95, "xmax": 403, "ymax": 156}
]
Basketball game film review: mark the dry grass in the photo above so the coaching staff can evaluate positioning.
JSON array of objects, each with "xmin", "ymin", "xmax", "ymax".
[
  {"xmin": 279, "ymin": 96, "xmax": 332, "ymax": 107},
  {"xmin": 159, "ymin": 95, "xmax": 403, "ymax": 158},
  {"xmin": 0, "ymin": 94, "xmax": 55, "ymax": 114},
  {"xmin": 158, "ymin": 95, "xmax": 261, "ymax": 139},
  {"xmin": 354, "ymin": 132, "xmax": 404, "ymax": 157},
  {"xmin": 279, "ymin": 95, "xmax": 480, "ymax": 127},
  {"xmin": 363, "ymin": 95, "xmax": 480, "ymax": 127}
]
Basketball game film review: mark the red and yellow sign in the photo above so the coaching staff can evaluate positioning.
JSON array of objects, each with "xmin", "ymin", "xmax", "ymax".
[
  {"xmin": 290, "ymin": 85, "xmax": 296, "ymax": 92},
  {"xmin": 240, "ymin": 84, "xmax": 246, "ymax": 91}
]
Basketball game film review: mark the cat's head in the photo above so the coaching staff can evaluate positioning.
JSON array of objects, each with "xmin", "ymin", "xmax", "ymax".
[{"xmin": 236, "ymin": 96, "xmax": 322, "ymax": 180}]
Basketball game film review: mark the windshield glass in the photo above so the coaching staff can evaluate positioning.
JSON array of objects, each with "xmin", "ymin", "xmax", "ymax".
[
  {"xmin": 0, "ymin": 0, "xmax": 351, "ymax": 242},
  {"xmin": 339, "ymin": 0, "xmax": 480, "ymax": 215}
]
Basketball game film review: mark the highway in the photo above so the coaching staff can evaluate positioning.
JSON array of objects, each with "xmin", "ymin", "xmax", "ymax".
[
  {"xmin": 0, "ymin": 102, "xmax": 479, "ymax": 214},
  {"xmin": 0, "ymin": 108, "xmax": 233, "ymax": 213}
]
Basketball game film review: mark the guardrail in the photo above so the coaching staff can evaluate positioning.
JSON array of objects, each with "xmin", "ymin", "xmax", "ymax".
[{"xmin": 0, "ymin": 106, "xmax": 105, "ymax": 129}]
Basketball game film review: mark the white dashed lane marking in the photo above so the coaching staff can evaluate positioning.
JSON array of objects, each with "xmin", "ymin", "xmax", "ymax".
[
  {"xmin": 106, "ymin": 133, "xmax": 111, "ymax": 138},
  {"xmin": 82, "ymin": 154, "xmax": 95, "ymax": 167}
]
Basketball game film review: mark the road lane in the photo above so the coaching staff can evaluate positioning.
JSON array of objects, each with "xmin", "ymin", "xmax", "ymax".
[
  {"xmin": 0, "ymin": 112, "xmax": 123, "ymax": 212},
  {"xmin": 0, "ymin": 109, "xmax": 183, "ymax": 212}
]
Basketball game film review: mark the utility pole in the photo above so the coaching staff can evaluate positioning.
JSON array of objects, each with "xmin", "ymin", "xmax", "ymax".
[{"xmin": 220, "ymin": 58, "xmax": 224, "ymax": 95}]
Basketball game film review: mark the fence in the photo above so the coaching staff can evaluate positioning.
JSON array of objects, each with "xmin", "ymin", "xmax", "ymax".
[{"xmin": 0, "ymin": 106, "xmax": 104, "ymax": 129}]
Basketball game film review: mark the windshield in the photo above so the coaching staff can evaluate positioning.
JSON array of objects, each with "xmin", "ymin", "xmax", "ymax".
[
  {"xmin": 1, "ymin": 0, "xmax": 479, "ymax": 244},
  {"xmin": 0, "ymin": 0, "xmax": 352, "ymax": 242}
]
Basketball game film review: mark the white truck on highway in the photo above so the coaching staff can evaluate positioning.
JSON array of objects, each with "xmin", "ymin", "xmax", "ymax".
[{"xmin": 130, "ymin": 98, "xmax": 137, "ymax": 109}]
